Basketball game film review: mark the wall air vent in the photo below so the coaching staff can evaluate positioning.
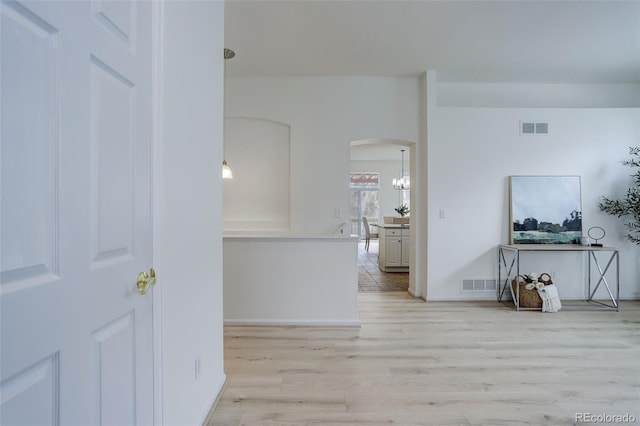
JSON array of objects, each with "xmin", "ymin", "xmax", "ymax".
[
  {"xmin": 521, "ymin": 122, "xmax": 535, "ymax": 134},
  {"xmin": 462, "ymin": 279, "xmax": 497, "ymax": 292},
  {"xmin": 520, "ymin": 122, "xmax": 549, "ymax": 135},
  {"xmin": 535, "ymin": 122, "xmax": 548, "ymax": 134}
]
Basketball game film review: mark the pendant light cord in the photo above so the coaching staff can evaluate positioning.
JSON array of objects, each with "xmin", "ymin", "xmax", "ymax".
[
  {"xmin": 223, "ymin": 49, "xmax": 233, "ymax": 160},
  {"xmin": 222, "ymin": 49, "xmax": 235, "ymax": 179}
]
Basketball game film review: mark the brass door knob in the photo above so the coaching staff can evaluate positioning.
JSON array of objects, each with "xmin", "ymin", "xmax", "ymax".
[{"xmin": 137, "ymin": 268, "xmax": 157, "ymax": 295}]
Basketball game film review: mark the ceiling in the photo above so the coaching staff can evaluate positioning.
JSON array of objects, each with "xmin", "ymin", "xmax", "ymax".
[
  {"xmin": 224, "ymin": 0, "xmax": 640, "ymax": 161},
  {"xmin": 224, "ymin": 0, "xmax": 640, "ymax": 83}
]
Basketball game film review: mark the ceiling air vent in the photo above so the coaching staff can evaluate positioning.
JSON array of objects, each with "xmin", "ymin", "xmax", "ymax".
[{"xmin": 520, "ymin": 122, "xmax": 549, "ymax": 135}]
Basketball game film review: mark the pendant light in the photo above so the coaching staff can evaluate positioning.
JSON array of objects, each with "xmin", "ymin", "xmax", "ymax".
[
  {"xmin": 392, "ymin": 149, "xmax": 410, "ymax": 190},
  {"xmin": 222, "ymin": 48, "xmax": 235, "ymax": 179}
]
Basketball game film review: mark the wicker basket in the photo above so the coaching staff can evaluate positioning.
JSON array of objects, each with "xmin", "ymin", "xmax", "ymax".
[{"xmin": 511, "ymin": 274, "xmax": 553, "ymax": 309}]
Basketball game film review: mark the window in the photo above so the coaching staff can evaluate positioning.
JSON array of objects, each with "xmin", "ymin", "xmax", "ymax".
[
  {"xmin": 401, "ymin": 184, "xmax": 410, "ymax": 212},
  {"xmin": 350, "ymin": 172, "xmax": 380, "ymax": 238}
]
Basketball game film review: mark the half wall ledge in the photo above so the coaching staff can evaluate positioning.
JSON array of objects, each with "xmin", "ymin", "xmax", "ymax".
[{"xmin": 223, "ymin": 235, "xmax": 359, "ymax": 326}]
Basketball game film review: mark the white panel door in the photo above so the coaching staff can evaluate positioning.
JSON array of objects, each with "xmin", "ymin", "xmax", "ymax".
[{"xmin": 1, "ymin": 1, "xmax": 154, "ymax": 425}]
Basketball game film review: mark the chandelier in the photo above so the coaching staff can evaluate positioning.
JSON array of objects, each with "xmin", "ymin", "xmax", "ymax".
[{"xmin": 392, "ymin": 149, "xmax": 410, "ymax": 190}]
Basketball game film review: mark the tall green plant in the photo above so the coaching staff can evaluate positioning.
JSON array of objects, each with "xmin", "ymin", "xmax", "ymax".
[{"xmin": 599, "ymin": 147, "xmax": 640, "ymax": 245}]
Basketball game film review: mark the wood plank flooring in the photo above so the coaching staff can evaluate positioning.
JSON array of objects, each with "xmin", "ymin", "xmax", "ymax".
[
  {"xmin": 358, "ymin": 241, "xmax": 409, "ymax": 292},
  {"xmin": 207, "ymin": 292, "xmax": 640, "ymax": 426}
]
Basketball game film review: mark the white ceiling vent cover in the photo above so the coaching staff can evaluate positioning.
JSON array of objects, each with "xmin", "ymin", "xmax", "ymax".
[{"xmin": 520, "ymin": 122, "xmax": 549, "ymax": 135}]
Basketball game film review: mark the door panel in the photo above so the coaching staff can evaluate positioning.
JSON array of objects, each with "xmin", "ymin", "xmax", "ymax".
[
  {"xmin": 90, "ymin": 55, "xmax": 135, "ymax": 264},
  {"xmin": 92, "ymin": 0, "xmax": 134, "ymax": 47},
  {"xmin": 0, "ymin": 354, "xmax": 59, "ymax": 426},
  {"xmin": 386, "ymin": 238, "xmax": 402, "ymax": 267},
  {"xmin": 0, "ymin": 0, "xmax": 59, "ymax": 293},
  {"xmin": 402, "ymin": 236, "xmax": 411, "ymax": 267},
  {"xmin": 91, "ymin": 312, "xmax": 135, "ymax": 426},
  {"xmin": 1, "ymin": 1, "xmax": 154, "ymax": 424}
]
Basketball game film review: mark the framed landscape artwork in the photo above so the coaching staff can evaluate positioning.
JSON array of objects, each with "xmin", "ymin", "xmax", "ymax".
[{"xmin": 509, "ymin": 176, "xmax": 582, "ymax": 244}]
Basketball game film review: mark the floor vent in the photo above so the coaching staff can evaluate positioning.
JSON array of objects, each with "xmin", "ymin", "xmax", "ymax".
[{"xmin": 462, "ymin": 279, "xmax": 497, "ymax": 292}]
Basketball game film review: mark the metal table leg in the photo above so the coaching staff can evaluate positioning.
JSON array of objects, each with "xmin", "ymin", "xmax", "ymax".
[
  {"xmin": 498, "ymin": 246, "xmax": 519, "ymax": 310},
  {"xmin": 587, "ymin": 250, "xmax": 619, "ymax": 310}
]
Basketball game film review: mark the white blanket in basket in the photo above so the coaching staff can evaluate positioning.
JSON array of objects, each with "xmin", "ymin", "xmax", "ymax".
[{"xmin": 537, "ymin": 284, "xmax": 562, "ymax": 313}]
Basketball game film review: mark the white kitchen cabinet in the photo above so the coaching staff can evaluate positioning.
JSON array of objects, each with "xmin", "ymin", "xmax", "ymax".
[
  {"xmin": 378, "ymin": 226, "xmax": 410, "ymax": 272},
  {"xmin": 401, "ymin": 229, "xmax": 411, "ymax": 267}
]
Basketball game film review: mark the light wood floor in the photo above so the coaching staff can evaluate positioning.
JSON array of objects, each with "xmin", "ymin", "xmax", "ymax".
[{"xmin": 207, "ymin": 292, "xmax": 640, "ymax": 426}]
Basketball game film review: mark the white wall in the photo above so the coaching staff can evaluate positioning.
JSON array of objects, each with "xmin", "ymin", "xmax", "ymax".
[
  {"xmin": 222, "ymin": 77, "xmax": 420, "ymax": 323},
  {"xmin": 438, "ymin": 83, "xmax": 640, "ymax": 108},
  {"xmin": 223, "ymin": 117, "xmax": 291, "ymax": 232},
  {"xmin": 223, "ymin": 237, "xmax": 359, "ymax": 325},
  {"xmin": 225, "ymin": 74, "xmax": 639, "ymax": 306},
  {"xmin": 226, "ymin": 77, "xmax": 421, "ymax": 235},
  {"xmin": 157, "ymin": 2, "xmax": 225, "ymax": 424},
  {"xmin": 427, "ymin": 103, "xmax": 640, "ymax": 300}
]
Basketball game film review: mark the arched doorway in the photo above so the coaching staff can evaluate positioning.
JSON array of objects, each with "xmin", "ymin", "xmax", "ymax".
[{"xmin": 350, "ymin": 138, "xmax": 419, "ymax": 296}]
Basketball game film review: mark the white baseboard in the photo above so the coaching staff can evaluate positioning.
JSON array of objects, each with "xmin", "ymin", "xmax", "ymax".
[
  {"xmin": 200, "ymin": 374, "xmax": 227, "ymax": 426},
  {"xmin": 426, "ymin": 295, "xmax": 503, "ymax": 301},
  {"xmin": 224, "ymin": 319, "xmax": 361, "ymax": 327}
]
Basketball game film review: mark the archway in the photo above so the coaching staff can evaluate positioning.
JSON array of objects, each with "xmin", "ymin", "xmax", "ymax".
[{"xmin": 350, "ymin": 138, "xmax": 420, "ymax": 297}]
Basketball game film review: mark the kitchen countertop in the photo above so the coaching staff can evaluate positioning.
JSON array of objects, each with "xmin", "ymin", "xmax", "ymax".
[{"xmin": 372, "ymin": 223, "xmax": 410, "ymax": 229}]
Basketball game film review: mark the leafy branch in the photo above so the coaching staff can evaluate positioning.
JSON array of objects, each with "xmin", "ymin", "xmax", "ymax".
[
  {"xmin": 599, "ymin": 147, "xmax": 640, "ymax": 245},
  {"xmin": 394, "ymin": 204, "xmax": 410, "ymax": 217}
]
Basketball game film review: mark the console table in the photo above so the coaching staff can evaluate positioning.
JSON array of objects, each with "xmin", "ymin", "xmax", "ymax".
[{"xmin": 497, "ymin": 244, "xmax": 619, "ymax": 311}]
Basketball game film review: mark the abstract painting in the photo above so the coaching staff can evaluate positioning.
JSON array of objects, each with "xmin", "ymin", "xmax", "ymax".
[{"xmin": 509, "ymin": 176, "xmax": 582, "ymax": 244}]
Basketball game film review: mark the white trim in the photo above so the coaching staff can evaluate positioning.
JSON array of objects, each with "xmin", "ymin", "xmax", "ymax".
[
  {"xmin": 223, "ymin": 235, "xmax": 359, "ymax": 242},
  {"xmin": 199, "ymin": 375, "xmax": 228, "ymax": 426},
  {"xmin": 224, "ymin": 320, "xmax": 361, "ymax": 327},
  {"xmin": 151, "ymin": 1, "xmax": 165, "ymax": 424},
  {"xmin": 426, "ymin": 296, "xmax": 508, "ymax": 301}
]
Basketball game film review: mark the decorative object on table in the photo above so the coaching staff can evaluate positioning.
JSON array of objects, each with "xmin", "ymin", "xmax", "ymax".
[
  {"xmin": 392, "ymin": 149, "xmax": 410, "ymax": 190},
  {"xmin": 587, "ymin": 226, "xmax": 606, "ymax": 247},
  {"xmin": 511, "ymin": 272, "xmax": 553, "ymax": 309},
  {"xmin": 385, "ymin": 204, "xmax": 410, "ymax": 224},
  {"xmin": 394, "ymin": 204, "xmax": 409, "ymax": 217},
  {"xmin": 509, "ymin": 175, "xmax": 582, "ymax": 244},
  {"xmin": 599, "ymin": 146, "xmax": 640, "ymax": 245}
]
